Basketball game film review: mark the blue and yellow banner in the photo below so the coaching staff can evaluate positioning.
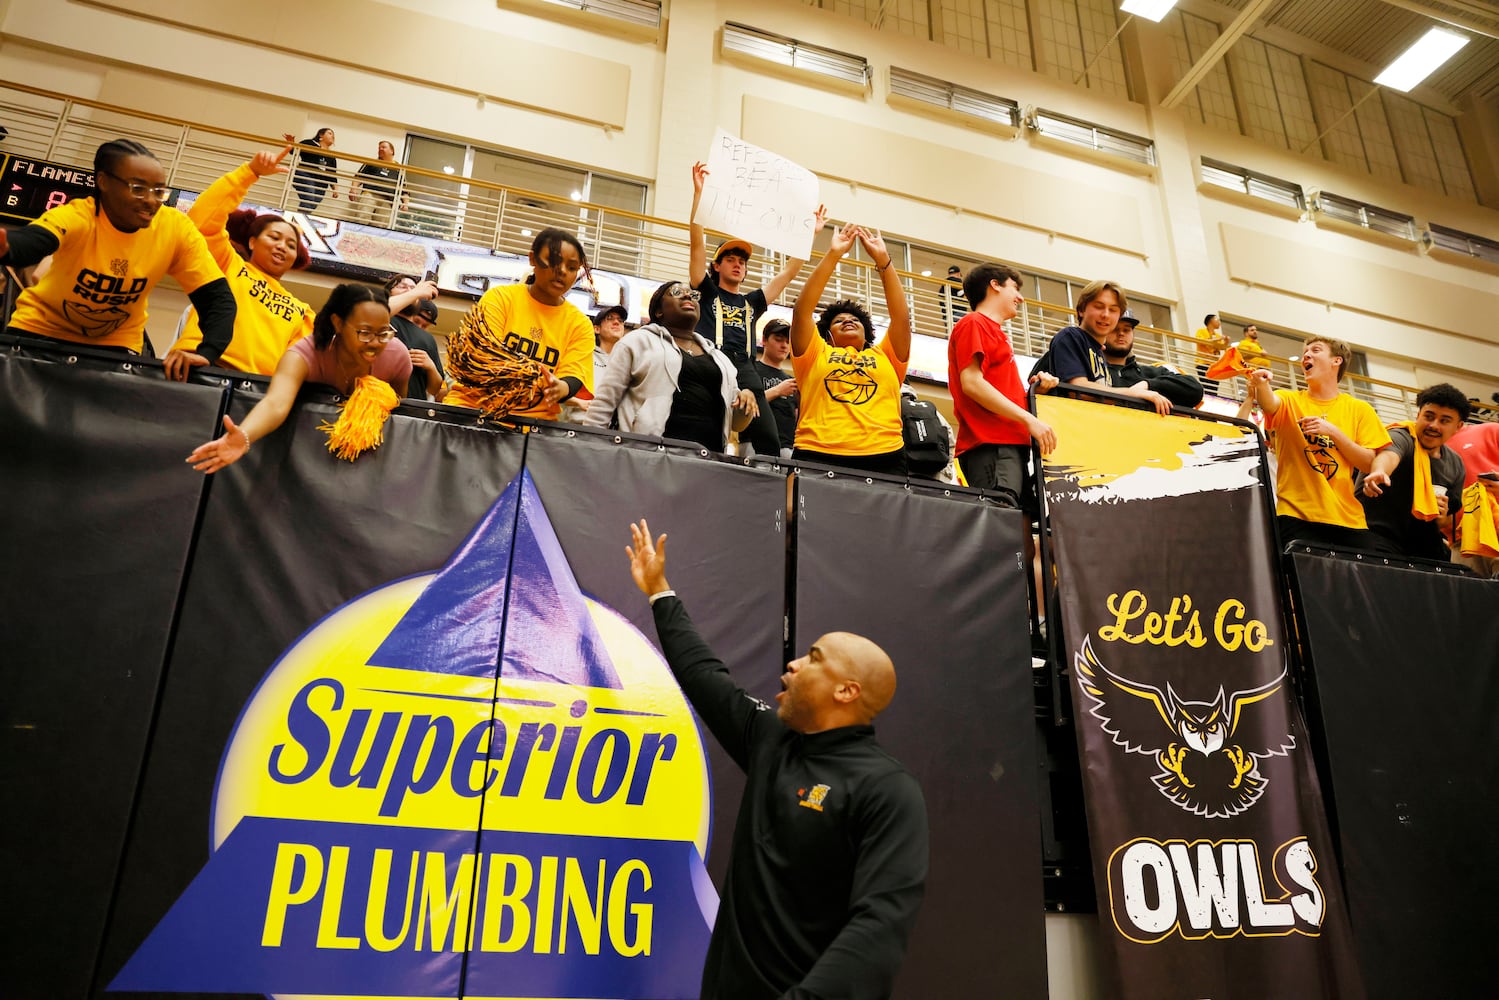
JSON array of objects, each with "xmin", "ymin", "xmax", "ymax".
[{"xmin": 108, "ymin": 473, "xmax": 715, "ymax": 998}]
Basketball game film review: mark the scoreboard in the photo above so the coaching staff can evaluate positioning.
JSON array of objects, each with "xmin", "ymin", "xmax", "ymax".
[
  {"xmin": 0, "ymin": 153, "xmax": 98, "ymax": 222},
  {"xmin": 0, "ymin": 153, "xmax": 179, "ymax": 222}
]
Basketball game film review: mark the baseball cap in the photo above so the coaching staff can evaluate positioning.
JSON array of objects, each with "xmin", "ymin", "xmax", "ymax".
[
  {"xmin": 1118, "ymin": 309, "xmax": 1139, "ymax": 328},
  {"xmin": 593, "ymin": 304, "xmax": 628, "ymax": 326},
  {"xmin": 415, "ymin": 299, "xmax": 438, "ymax": 323},
  {"xmin": 714, "ymin": 239, "xmax": 753, "ymax": 262}
]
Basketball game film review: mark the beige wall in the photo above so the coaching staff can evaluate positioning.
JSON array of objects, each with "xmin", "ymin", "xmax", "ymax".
[{"xmin": 2, "ymin": 0, "xmax": 1493, "ymax": 394}]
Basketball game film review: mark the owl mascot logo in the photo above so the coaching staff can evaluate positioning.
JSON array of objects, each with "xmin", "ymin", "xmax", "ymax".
[{"xmin": 1075, "ymin": 637, "xmax": 1295, "ymax": 819}]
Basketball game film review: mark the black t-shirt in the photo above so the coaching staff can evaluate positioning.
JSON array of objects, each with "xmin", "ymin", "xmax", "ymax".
[
  {"xmin": 754, "ymin": 359, "xmax": 798, "ymax": 450},
  {"xmin": 295, "ymin": 141, "xmax": 337, "ymax": 180},
  {"xmin": 390, "ymin": 314, "xmax": 444, "ymax": 400},
  {"xmin": 356, "ymin": 162, "xmax": 399, "ymax": 198},
  {"xmin": 694, "ymin": 272, "xmax": 768, "ymax": 368},
  {"xmin": 1357, "ymin": 428, "xmax": 1465, "ymax": 560},
  {"xmin": 663, "ymin": 349, "xmax": 727, "ymax": 452}
]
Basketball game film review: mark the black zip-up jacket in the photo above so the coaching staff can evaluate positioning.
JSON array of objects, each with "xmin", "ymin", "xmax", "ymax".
[
  {"xmin": 1106, "ymin": 355, "xmax": 1204, "ymax": 409},
  {"xmin": 651, "ymin": 595, "xmax": 928, "ymax": 999}
]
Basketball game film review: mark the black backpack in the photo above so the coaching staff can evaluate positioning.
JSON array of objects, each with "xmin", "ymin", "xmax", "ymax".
[{"xmin": 901, "ymin": 395, "xmax": 950, "ymax": 476}]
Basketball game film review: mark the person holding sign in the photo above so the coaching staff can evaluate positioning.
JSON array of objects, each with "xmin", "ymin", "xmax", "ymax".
[
  {"xmin": 790, "ymin": 223, "xmax": 912, "ymax": 476},
  {"xmin": 689, "ymin": 160, "xmax": 824, "ymax": 457}
]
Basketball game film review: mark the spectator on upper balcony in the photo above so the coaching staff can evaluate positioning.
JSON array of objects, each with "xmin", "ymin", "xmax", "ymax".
[
  {"xmin": 583, "ymin": 280, "xmax": 757, "ymax": 452},
  {"xmin": 689, "ymin": 160, "xmax": 825, "ymax": 458},
  {"xmin": 947, "ymin": 262, "xmax": 1056, "ymax": 509},
  {"xmin": 1, "ymin": 138, "xmax": 235, "ymax": 364},
  {"xmin": 350, "ymin": 140, "xmax": 400, "ymax": 227},
  {"xmin": 163, "ymin": 144, "xmax": 313, "ymax": 381},
  {"xmin": 383, "ymin": 274, "xmax": 445, "ymax": 401},
  {"xmin": 1029, "ymin": 281, "xmax": 1172, "ymax": 415},
  {"xmin": 790, "ymin": 223, "xmax": 912, "ymax": 476},
  {"xmin": 1195, "ymin": 313, "xmax": 1230, "ymax": 393},
  {"xmin": 186, "ymin": 282, "xmax": 411, "ymax": 473},
  {"xmin": 1250, "ymin": 336, "xmax": 1391, "ymax": 550},
  {"xmin": 444, "ymin": 227, "xmax": 593, "ymax": 421},
  {"xmin": 1102, "ymin": 310, "xmax": 1203, "ymax": 410},
  {"xmin": 1235, "ymin": 323, "xmax": 1265, "ymax": 363},
  {"xmin": 754, "ymin": 319, "xmax": 799, "ymax": 459},
  {"xmin": 1356, "ymin": 383, "xmax": 1468, "ymax": 562},
  {"xmin": 942, "ymin": 264, "xmax": 967, "ymax": 327},
  {"xmin": 288, "ymin": 128, "xmax": 339, "ymax": 213}
]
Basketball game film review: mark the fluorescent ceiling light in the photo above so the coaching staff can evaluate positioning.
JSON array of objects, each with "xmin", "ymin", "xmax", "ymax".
[
  {"xmin": 1374, "ymin": 27, "xmax": 1469, "ymax": 92},
  {"xmin": 1119, "ymin": 0, "xmax": 1179, "ymax": 22}
]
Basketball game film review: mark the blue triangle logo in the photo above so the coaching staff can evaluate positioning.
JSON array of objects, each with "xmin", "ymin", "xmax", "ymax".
[{"xmin": 368, "ymin": 471, "xmax": 621, "ymax": 688}]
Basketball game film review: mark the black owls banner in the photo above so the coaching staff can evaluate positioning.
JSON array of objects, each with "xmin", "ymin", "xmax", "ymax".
[{"xmin": 1036, "ymin": 392, "xmax": 1364, "ymax": 1000}]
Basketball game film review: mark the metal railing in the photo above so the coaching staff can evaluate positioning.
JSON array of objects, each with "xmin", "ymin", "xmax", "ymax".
[{"xmin": 2, "ymin": 81, "xmax": 1493, "ymax": 424}]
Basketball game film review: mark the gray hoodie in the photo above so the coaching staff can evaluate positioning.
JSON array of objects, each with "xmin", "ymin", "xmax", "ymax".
[{"xmin": 583, "ymin": 322, "xmax": 741, "ymax": 446}]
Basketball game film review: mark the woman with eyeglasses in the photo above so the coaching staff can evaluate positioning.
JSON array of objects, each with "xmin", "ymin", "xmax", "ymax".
[
  {"xmin": 162, "ymin": 143, "xmax": 314, "ymax": 381},
  {"xmin": 790, "ymin": 222, "xmax": 912, "ymax": 476},
  {"xmin": 0, "ymin": 138, "xmax": 236, "ymax": 361},
  {"xmin": 584, "ymin": 280, "xmax": 757, "ymax": 452},
  {"xmin": 186, "ymin": 283, "xmax": 410, "ymax": 473}
]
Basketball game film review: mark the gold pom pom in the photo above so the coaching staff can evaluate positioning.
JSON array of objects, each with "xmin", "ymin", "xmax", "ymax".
[
  {"xmin": 319, "ymin": 375, "xmax": 400, "ymax": 461},
  {"xmin": 445, "ymin": 307, "xmax": 548, "ymax": 418}
]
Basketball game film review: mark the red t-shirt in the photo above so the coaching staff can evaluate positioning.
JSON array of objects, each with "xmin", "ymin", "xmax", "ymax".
[
  {"xmin": 947, "ymin": 312, "xmax": 1029, "ymax": 453},
  {"xmin": 1450, "ymin": 423, "xmax": 1499, "ymax": 488}
]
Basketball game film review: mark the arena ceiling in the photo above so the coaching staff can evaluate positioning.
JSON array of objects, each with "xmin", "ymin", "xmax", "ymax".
[{"xmin": 1210, "ymin": 0, "xmax": 1499, "ymax": 105}]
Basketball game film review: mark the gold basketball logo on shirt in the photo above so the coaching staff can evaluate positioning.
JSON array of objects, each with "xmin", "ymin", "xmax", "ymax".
[
  {"xmin": 62, "ymin": 300, "xmax": 131, "ymax": 338},
  {"xmin": 1303, "ymin": 435, "xmax": 1338, "ymax": 482},
  {"xmin": 824, "ymin": 367, "xmax": 878, "ymax": 406}
]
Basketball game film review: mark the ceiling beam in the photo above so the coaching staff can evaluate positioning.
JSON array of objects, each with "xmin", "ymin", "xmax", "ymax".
[
  {"xmin": 1375, "ymin": 0, "xmax": 1499, "ymax": 42},
  {"xmin": 1161, "ymin": 0, "xmax": 1280, "ymax": 110}
]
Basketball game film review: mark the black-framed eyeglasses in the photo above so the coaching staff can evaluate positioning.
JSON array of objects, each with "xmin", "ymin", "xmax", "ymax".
[{"xmin": 101, "ymin": 170, "xmax": 171, "ymax": 201}]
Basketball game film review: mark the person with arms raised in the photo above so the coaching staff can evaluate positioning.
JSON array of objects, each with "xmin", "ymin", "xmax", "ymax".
[
  {"xmin": 789, "ymin": 223, "xmax": 913, "ymax": 476},
  {"xmin": 625, "ymin": 519, "xmax": 927, "ymax": 999},
  {"xmin": 690, "ymin": 160, "xmax": 824, "ymax": 457},
  {"xmin": 163, "ymin": 143, "xmax": 312, "ymax": 380}
]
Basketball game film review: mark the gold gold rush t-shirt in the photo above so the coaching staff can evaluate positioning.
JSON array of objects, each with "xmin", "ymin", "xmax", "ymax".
[
  {"xmin": 1267, "ymin": 389, "xmax": 1392, "ymax": 529},
  {"xmin": 792, "ymin": 334, "xmax": 908, "ymax": 456},
  {"xmin": 445, "ymin": 282, "xmax": 594, "ymax": 420},
  {"xmin": 171, "ymin": 164, "xmax": 313, "ymax": 374},
  {"xmin": 9, "ymin": 198, "xmax": 224, "ymax": 353}
]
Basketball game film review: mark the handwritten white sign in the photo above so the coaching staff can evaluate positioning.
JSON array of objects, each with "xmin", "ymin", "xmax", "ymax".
[{"xmin": 696, "ymin": 128, "xmax": 821, "ymax": 259}]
